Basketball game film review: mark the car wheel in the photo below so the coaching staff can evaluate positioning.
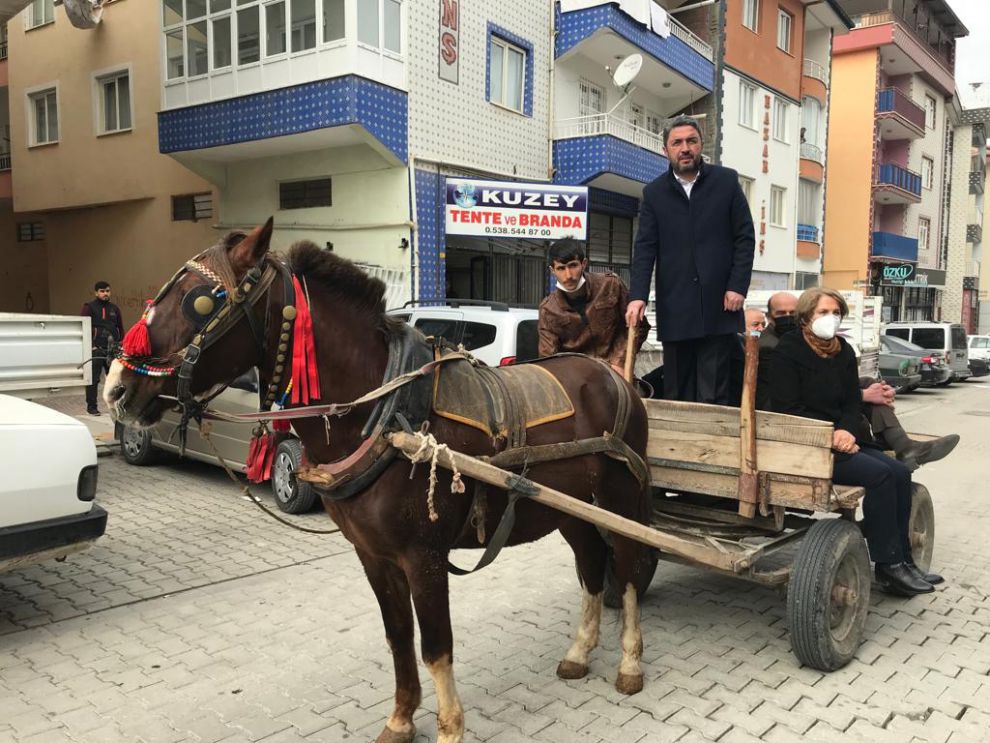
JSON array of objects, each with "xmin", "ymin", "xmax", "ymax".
[
  {"xmin": 120, "ymin": 424, "xmax": 157, "ymax": 466},
  {"xmin": 271, "ymin": 439, "xmax": 318, "ymax": 514}
]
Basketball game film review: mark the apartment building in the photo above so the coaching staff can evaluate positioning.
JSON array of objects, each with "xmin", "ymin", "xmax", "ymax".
[
  {"xmin": 822, "ymin": 0, "xmax": 967, "ymax": 322},
  {"xmin": 4, "ymin": 0, "xmax": 216, "ymax": 322},
  {"xmin": 718, "ymin": 0, "xmax": 851, "ymax": 291}
]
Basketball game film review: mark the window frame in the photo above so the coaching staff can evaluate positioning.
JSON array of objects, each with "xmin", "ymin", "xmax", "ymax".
[
  {"xmin": 171, "ymin": 192, "xmax": 214, "ymax": 222},
  {"xmin": 739, "ymin": 80, "xmax": 757, "ymax": 130},
  {"xmin": 924, "ymin": 94, "xmax": 936, "ymax": 129},
  {"xmin": 921, "ymin": 156, "xmax": 934, "ymax": 190},
  {"xmin": 488, "ymin": 33, "xmax": 527, "ymax": 115},
  {"xmin": 94, "ymin": 68, "xmax": 133, "ymax": 136},
  {"xmin": 25, "ymin": 0, "xmax": 54, "ymax": 30},
  {"xmin": 27, "ymin": 86, "xmax": 59, "ymax": 147},
  {"xmin": 776, "ymin": 8, "xmax": 792, "ymax": 53},
  {"xmin": 742, "ymin": 0, "xmax": 759, "ymax": 32},
  {"xmin": 772, "ymin": 97, "xmax": 789, "ymax": 143},
  {"xmin": 278, "ymin": 177, "xmax": 332, "ymax": 210},
  {"xmin": 738, "ymin": 175, "xmax": 754, "ymax": 204},
  {"xmin": 16, "ymin": 222, "xmax": 46, "ymax": 242},
  {"xmin": 578, "ymin": 78, "xmax": 605, "ymax": 117},
  {"xmin": 769, "ymin": 185, "xmax": 786, "ymax": 227},
  {"xmin": 918, "ymin": 216, "xmax": 931, "ymax": 251}
]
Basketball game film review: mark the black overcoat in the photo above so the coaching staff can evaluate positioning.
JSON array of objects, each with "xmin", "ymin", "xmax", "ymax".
[{"xmin": 630, "ymin": 163, "xmax": 755, "ymax": 342}]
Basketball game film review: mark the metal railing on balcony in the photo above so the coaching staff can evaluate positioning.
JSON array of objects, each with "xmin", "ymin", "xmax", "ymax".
[
  {"xmin": 0, "ymin": 152, "xmax": 10, "ymax": 172},
  {"xmin": 800, "ymin": 143, "xmax": 823, "ymax": 163},
  {"xmin": 852, "ymin": 10, "xmax": 954, "ymax": 72},
  {"xmin": 969, "ymin": 224, "xmax": 984, "ymax": 245},
  {"xmin": 797, "ymin": 224, "xmax": 820, "ymax": 242},
  {"xmin": 876, "ymin": 87, "xmax": 926, "ymax": 132},
  {"xmin": 802, "ymin": 58, "xmax": 828, "ymax": 85},
  {"xmin": 555, "ymin": 113, "xmax": 665, "ymax": 156},
  {"xmin": 875, "ymin": 163, "xmax": 922, "ymax": 197},
  {"xmin": 669, "ymin": 16, "xmax": 713, "ymax": 61}
]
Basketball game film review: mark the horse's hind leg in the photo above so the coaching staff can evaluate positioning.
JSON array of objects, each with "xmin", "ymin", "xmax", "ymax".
[
  {"xmin": 355, "ymin": 549, "xmax": 421, "ymax": 743},
  {"xmin": 556, "ymin": 519, "xmax": 608, "ymax": 680},
  {"xmin": 609, "ymin": 527, "xmax": 646, "ymax": 694},
  {"xmin": 406, "ymin": 553, "xmax": 465, "ymax": 743}
]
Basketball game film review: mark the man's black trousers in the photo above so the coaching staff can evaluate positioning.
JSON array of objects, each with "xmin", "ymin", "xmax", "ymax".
[{"xmin": 662, "ymin": 333, "xmax": 736, "ymax": 404}]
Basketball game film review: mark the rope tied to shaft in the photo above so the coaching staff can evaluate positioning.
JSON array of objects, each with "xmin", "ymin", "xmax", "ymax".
[{"xmin": 407, "ymin": 433, "xmax": 465, "ymax": 522}]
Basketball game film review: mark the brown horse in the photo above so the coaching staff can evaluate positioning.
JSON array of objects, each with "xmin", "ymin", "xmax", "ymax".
[{"xmin": 105, "ymin": 219, "xmax": 654, "ymax": 743}]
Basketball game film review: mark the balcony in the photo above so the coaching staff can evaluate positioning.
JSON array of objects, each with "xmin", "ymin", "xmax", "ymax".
[
  {"xmin": 872, "ymin": 231, "xmax": 919, "ymax": 263},
  {"xmin": 0, "ymin": 151, "xmax": 9, "ymax": 171},
  {"xmin": 800, "ymin": 143, "xmax": 823, "ymax": 163},
  {"xmin": 802, "ymin": 58, "xmax": 829, "ymax": 86},
  {"xmin": 972, "ymin": 167, "xmax": 986, "ymax": 195},
  {"xmin": 852, "ymin": 10, "xmax": 954, "ymax": 74},
  {"xmin": 876, "ymin": 88, "xmax": 925, "ymax": 140},
  {"xmin": 873, "ymin": 163, "xmax": 922, "ymax": 205},
  {"xmin": 797, "ymin": 224, "xmax": 820, "ymax": 242},
  {"xmin": 553, "ymin": 113, "xmax": 669, "ymax": 197},
  {"xmin": 0, "ymin": 40, "xmax": 6, "ymax": 61},
  {"xmin": 556, "ymin": 1, "xmax": 715, "ymax": 96},
  {"xmin": 966, "ymin": 261, "xmax": 981, "ymax": 278},
  {"xmin": 969, "ymin": 224, "xmax": 983, "ymax": 244}
]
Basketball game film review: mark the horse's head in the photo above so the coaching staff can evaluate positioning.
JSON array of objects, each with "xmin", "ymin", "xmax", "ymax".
[{"xmin": 106, "ymin": 218, "xmax": 276, "ymax": 427}]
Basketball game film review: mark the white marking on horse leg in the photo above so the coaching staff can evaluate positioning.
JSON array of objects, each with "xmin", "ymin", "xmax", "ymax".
[
  {"xmin": 558, "ymin": 588, "xmax": 602, "ymax": 678},
  {"xmin": 426, "ymin": 655, "xmax": 464, "ymax": 743},
  {"xmin": 103, "ymin": 360, "xmax": 123, "ymax": 414},
  {"xmin": 615, "ymin": 583, "xmax": 644, "ymax": 694}
]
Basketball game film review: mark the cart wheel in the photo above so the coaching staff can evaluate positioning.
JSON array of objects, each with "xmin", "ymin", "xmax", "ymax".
[
  {"xmin": 787, "ymin": 519, "xmax": 871, "ymax": 671},
  {"xmin": 603, "ymin": 545, "xmax": 659, "ymax": 609},
  {"xmin": 909, "ymin": 483, "xmax": 935, "ymax": 572}
]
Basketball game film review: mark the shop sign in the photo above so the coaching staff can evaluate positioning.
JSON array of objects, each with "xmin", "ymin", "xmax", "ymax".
[
  {"xmin": 438, "ymin": 0, "xmax": 459, "ymax": 84},
  {"xmin": 445, "ymin": 179, "xmax": 588, "ymax": 240},
  {"xmin": 876, "ymin": 263, "xmax": 946, "ymax": 288}
]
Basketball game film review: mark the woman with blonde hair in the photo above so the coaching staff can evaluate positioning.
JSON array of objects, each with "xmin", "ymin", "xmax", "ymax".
[{"xmin": 769, "ymin": 287, "xmax": 942, "ymax": 596}]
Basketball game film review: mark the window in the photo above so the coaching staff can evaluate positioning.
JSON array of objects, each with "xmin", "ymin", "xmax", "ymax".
[
  {"xmin": 777, "ymin": 9, "xmax": 792, "ymax": 52},
  {"xmin": 97, "ymin": 71, "xmax": 132, "ymax": 134},
  {"xmin": 773, "ymin": 98, "xmax": 789, "ymax": 142},
  {"xmin": 579, "ymin": 79, "xmax": 604, "ymax": 117},
  {"xmin": 28, "ymin": 88, "xmax": 58, "ymax": 145},
  {"xmin": 460, "ymin": 322, "xmax": 497, "ymax": 351},
  {"xmin": 627, "ymin": 102, "xmax": 644, "ymax": 130},
  {"xmin": 924, "ymin": 95, "xmax": 936, "ymax": 129},
  {"xmin": 770, "ymin": 186, "xmax": 786, "ymax": 227},
  {"xmin": 358, "ymin": 0, "xmax": 401, "ymax": 53},
  {"xmin": 414, "ymin": 318, "xmax": 459, "ymax": 345},
  {"xmin": 912, "ymin": 328, "xmax": 945, "ymax": 350},
  {"xmin": 918, "ymin": 217, "xmax": 930, "ymax": 251},
  {"xmin": 171, "ymin": 193, "xmax": 213, "ymax": 221},
  {"xmin": 738, "ymin": 175, "xmax": 753, "ymax": 203},
  {"xmin": 742, "ymin": 0, "xmax": 759, "ymax": 31},
  {"xmin": 26, "ymin": 0, "xmax": 53, "ymax": 29},
  {"xmin": 646, "ymin": 110, "xmax": 663, "ymax": 136},
  {"xmin": 266, "ymin": 1, "xmax": 287, "ymax": 56},
  {"xmin": 17, "ymin": 222, "xmax": 45, "ymax": 242},
  {"xmin": 279, "ymin": 178, "xmax": 332, "ymax": 209},
  {"xmin": 292, "ymin": 0, "xmax": 316, "ymax": 50},
  {"xmin": 238, "ymin": 4, "xmax": 260, "ymax": 64},
  {"xmin": 587, "ymin": 213, "xmax": 633, "ymax": 269},
  {"xmin": 489, "ymin": 34, "xmax": 526, "ymax": 113},
  {"xmin": 323, "ymin": 0, "xmax": 345, "ymax": 43},
  {"xmin": 921, "ymin": 156, "xmax": 934, "ymax": 190},
  {"xmin": 801, "ymin": 96, "xmax": 822, "ymax": 148},
  {"xmin": 739, "ymin": 81, "xmax": 756, "ymax": 129},
  {"xmin": 798, "ymin": 178, "xmax": 819, "ymax": 227}
]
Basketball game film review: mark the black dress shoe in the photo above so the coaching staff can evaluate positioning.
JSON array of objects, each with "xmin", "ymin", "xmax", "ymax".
[
  {"xmin": 876, "ymin": 562, "xmax": 934, "ymax": 596},
  {"xmin": 87, "ymin": 407, "xmax": 101, "ymax": 416},
  {"xmin": 907, "ymin": 562, "xmax": 944, "ymax": 585}
]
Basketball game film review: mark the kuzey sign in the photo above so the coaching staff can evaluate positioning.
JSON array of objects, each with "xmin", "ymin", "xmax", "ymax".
[{"xmin": 444, "ymin": 179, "xmax": 589, "ymax": 241}]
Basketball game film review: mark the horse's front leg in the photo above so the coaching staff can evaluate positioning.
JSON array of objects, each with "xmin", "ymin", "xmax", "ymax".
[
  {"xmin": 355, "ymin": 548, "xmax": 421, "ymax": 743},
  {"xmin": 406, "ymin": 552, "xmax": 464, "ymax": 743}
]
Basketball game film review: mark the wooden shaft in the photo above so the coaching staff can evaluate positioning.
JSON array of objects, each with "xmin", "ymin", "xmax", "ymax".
[
  {"xmin": 623, "ymin": 324, "xmax": 637, "ymax": 383},
  {"xmin": 737, "ymin": 332, "xmax": 760, "ymax": 518},
  {"xmin": 390, "ymin": 431, "xmax": 746, "ymax": 572}
]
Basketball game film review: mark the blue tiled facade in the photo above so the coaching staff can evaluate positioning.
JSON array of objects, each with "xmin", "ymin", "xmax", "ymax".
[
  {"xmin": 159, "ymin": 76, "xmax": 408, "ymax": 163},
  {"xmin": 485, "ymin": 22, "xmax": 536, "ymax": 117},
  {"xmin": 553, "ymin": 135, "xmax": 668, "ymax": 188},
  {"xmin": 872, "ymin": 232, "xmax": 919, "ymax": 263},
  {"xmin": 556, "ymin": 5, "xmax": 714, "ymax": 91},
  {"xmin": 414, "ymin": 169, "xmax": 445, "ymax": 302}
]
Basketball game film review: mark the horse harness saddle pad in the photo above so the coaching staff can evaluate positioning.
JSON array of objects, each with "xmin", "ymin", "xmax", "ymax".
[{"xmin": 431, "ymin": 352, "xmax": 575, "ymax": 447}]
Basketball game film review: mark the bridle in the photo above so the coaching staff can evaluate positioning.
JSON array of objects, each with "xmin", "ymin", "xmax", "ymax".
[{"xmin": 119, "ymin": 246, "xmax": 298, "ymax": 447}]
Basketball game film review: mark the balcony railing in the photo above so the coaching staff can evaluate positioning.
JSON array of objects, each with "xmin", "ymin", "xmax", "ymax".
[
  {"xmin": 800, "ymin": 143, "xmax": 823, "ymax": 163},
  {"xmin": 802, "ymin": 58, "xmax": 828, "ymax": 85},
  {"xmin": 852, "ymin": 10, "xmax": 954, "ymax": 72},
  {"xmin": 876, "ymin": 88, "xmax": 926, "ymax": 132},
  {"xmin": 872, "ymin": 231, "xmax": 919, "ymax": 262},
  {"xmin": 875, "ymin": 163, "xmax": 922, "ymax": 197},
  {"xmin": 0, "ymin": 152, "xmax": 10, "ymax": 172},
  {"xmin": 797, "ymin": 224, "xmax": 820, "ymax": 242},
  {"xmin": 965, "ymin": 261, "xmax": 981, "ymax": 278},
  {"xmin": 669, "ymin": 16, "xmax": 714, "ymax": 61},
  {"xmin": 969, "ymin": 224, "xmax": 984, "ymax": 244},
  {"xmin": 555, "ymin": 113, "xmax": 665, "ymax": 156},
  {"xmin": 0, "ymin": 41, "xmax": 7, "ymax": 61}
]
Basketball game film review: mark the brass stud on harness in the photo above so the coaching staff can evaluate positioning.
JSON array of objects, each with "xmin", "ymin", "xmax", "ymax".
[
  {"xmin": 278, "ymin": 343, "xmax": 288, "ymax": 353},
  {"xmin": 193, "ymin": 295, "xmax": 215, "ymax": 316},
  {"xmin": 275, "ymin": 364, "xmax": 284, "ymax": 374},
  {"xmin": 279, "ymin": 332, "xmax": 290, "ymax": 342},
  {"xmin": 282, "ymin": 306, "xmax": 297, "ymax": 321}
]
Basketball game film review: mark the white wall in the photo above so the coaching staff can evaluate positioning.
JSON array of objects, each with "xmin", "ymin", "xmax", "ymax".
[{"xmin": 908, "ymin": 78, "xmax": 948, "ymax": 270}]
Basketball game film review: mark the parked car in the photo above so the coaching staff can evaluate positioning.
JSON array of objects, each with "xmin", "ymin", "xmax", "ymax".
[
  {"xmin": 883, "ymin": 322, "xmax": 970, "ymax": 382},
  {"xmin": 876, "ymin": 340, "xmax": 923, "ymax": 393},
  {"xmin": 0, "ymin": 395, "xmax": 107, "ymax": 574},
  {"xmin": 970, "ymin": 358, "xmax": 990, "ymax": 378},
  {"xmin": 879, "ymin": 334, "xmax": 953, "ymax": 388},
  {"xmin": 116, "ymin": 369, "xmax": 318, "ymax": 514},
  {"xmin": 968, "ymin": 335, "xmax": 990, "ymax": 377},
  {"xmin": 386, "ymin": 300, "xmax": 540, "ymax": 366}
]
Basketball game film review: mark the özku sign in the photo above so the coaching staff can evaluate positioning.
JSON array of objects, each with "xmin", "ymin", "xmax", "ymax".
[
  {"xmin": 445, "ymin": 179, "xmax": 589, "ymax": 240},
  {"xmin": 439, "ymin": 0, "xmax": 459, "ymax": 84}
]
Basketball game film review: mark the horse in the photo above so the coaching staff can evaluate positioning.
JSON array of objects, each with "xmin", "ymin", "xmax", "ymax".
[{"xmin": 105, "ymin": 219, "xmax": 655, "ymax": 743}]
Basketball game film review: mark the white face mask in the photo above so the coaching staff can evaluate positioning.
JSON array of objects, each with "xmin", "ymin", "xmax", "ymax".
[
  {"xmin": 810, "ymin": 314, "xmax": 841, "ymax": 340},
  {"xmin": 558, "ymin": 276, "xmax": 587, "ymax": 294}
]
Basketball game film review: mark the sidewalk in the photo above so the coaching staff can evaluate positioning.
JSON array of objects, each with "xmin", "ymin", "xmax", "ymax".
[{"xmin": 35, "ymin": 388, "xmax": 117, "ymax": 452}]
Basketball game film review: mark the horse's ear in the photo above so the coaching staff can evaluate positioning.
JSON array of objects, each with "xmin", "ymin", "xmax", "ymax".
[{"xmin": 229, "ymin": 217, "xmax": 274, "ymax": 272}]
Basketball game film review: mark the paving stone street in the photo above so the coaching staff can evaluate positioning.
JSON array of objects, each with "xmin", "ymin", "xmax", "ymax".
[{"xmin": 2, "ymin": 381, "xmax": 990, "ymax": 742}]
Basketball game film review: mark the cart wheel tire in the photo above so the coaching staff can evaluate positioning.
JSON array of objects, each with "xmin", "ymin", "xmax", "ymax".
[
  {"xmin": 603, "ymin": 546, "xmax": 659, "ymax": 609},
  {"xmin": 272, "ymin": 439, "xmax": 318, "ymax": 514},
  {"xmin": 787, "ymin": 519, "xmax": 871, "ymax": 671},
  {"xmin": 909, "ymin": 483, "xmax": 935, "ymax": 572},
  {"xmin": 120, "ymin": 424, "xmax": 157, "ymax": 466}
]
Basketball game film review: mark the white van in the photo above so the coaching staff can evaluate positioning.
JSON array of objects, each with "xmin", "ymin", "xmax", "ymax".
[
  {"xmin": 883, "ymin": 322, "xmax": 970, "ymax": 381},
  {"xmin": 968, "ymin": 335, "xmax": 990, "ymax": 363}
]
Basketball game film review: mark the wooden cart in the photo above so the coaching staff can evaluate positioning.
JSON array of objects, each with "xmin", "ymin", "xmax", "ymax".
[{"xmin": 390, "ymin": 396, "xmax": 936, "ymax": 672}]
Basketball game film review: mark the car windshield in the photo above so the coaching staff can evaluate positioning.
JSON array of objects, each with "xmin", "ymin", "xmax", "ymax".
[{"xmin": 882, "ymin": 335, "xmax": 924, "ymax": 354}]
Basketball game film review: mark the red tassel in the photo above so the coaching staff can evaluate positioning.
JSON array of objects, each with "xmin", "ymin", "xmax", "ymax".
[
  {"xmin": 272, "ymin": 419, "xmax": 291, "ymax": 433},
  {"xmin": 246, "ymin": 432, "xmax": 275, "ymax": 483},
  {"xmin": 122, "ymin": 301, "xmax": 154, "ymax": 357},
  {"xmin": 290, "ymin": 276, "xmax": 321, "ymax": 404}
]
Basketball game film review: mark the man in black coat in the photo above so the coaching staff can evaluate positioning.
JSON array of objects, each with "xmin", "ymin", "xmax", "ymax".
[
  {"xmin": 626, "ymin": 115, "xmax": 755, "ymax": 404},
  {"xmin": 81, "ymin": 280, "xmax": 124, "ymax": 415}
]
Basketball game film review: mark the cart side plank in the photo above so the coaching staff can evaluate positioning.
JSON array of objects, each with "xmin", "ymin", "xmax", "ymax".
[{"xmin": 649, "ymin": 465, "xmax": 837, "ymax": 510}]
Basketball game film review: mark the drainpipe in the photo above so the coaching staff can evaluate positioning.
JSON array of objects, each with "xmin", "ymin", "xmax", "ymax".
[{"xmin": 547, "ymin": 0, "xmax": 557, "ymax": 182}]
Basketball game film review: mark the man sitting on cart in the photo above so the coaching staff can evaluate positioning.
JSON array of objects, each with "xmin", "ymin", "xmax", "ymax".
[{"xmin": 538, "ymin": 238, "xmax": 649, "ymax": 376}]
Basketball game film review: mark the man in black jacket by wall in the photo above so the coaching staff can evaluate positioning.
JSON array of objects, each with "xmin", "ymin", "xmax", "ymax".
[
  {"xmin": 626, "ymin": 115, "xmax": 755, "ymax": 404},
  {"xmin": 81, "ymin": 280, "xmax": 124, "ymax": 415}
]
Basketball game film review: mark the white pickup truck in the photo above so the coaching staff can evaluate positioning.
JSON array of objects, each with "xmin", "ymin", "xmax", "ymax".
[{"xmin": 0, "ymin": 312, "xmax": 93, "ymax": 398}]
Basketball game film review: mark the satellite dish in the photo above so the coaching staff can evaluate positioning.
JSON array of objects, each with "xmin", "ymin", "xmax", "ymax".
[
  {"xmin": 612, "ymin": 54, "xmax": 643, "ymax": 88},
  {"xmin": 63, "ymin": 0, "xmax": 104, "ymax": 29}
]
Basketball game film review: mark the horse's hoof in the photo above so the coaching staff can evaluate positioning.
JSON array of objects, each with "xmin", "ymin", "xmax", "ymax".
[
  {"xmin": 556, "ymin": 660, "xmax": 589, "ymax": 680},
  {"xmin": 615, "ymin": 672, "xmax": 644, "ymax": 695},
  {"xmin": 376, "ymin": 724, "xmax": 416, "ymax": 743}
]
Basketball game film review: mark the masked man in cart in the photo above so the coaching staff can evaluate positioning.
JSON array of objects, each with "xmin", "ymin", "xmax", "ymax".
[{"xmin": 538, "ymin": 238, "xmax": 649, "ymax": 377}]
